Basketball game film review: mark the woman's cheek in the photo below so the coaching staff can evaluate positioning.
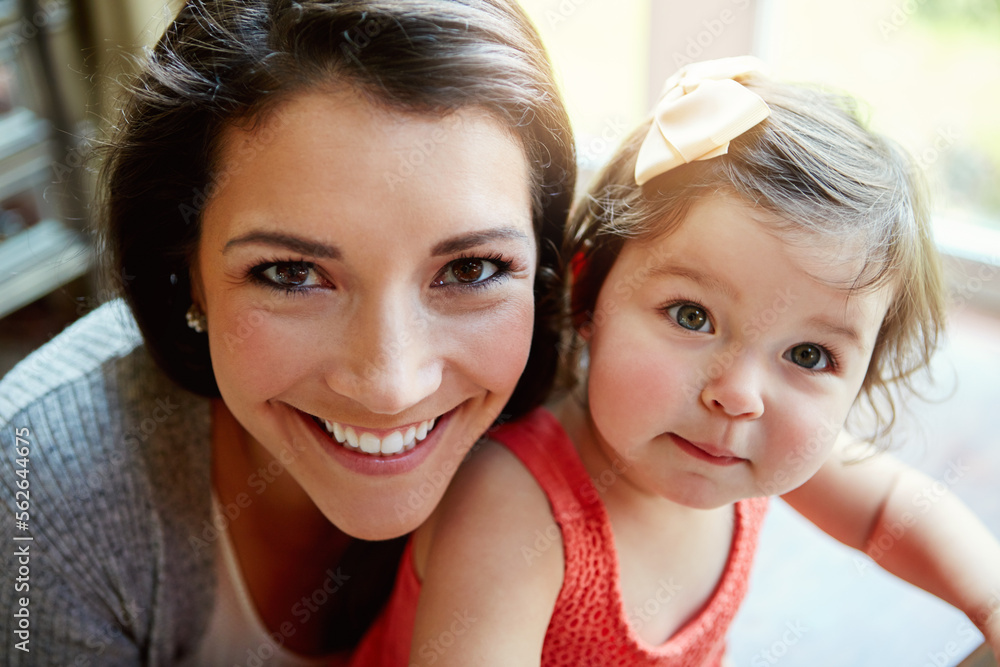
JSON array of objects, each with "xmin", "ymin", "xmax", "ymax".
[
  {"xmin": 463, "ymin": 294, "xmax": 536, "ymax": 395},
  {"xmin": 209, "ymin": 305, "xmax": 315, "ymax": 397}
]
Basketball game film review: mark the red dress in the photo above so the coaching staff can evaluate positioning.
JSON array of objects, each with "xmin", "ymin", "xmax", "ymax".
[{"xmin": 350, "ymin": 408, "xmax": 769, "ymax": 666}]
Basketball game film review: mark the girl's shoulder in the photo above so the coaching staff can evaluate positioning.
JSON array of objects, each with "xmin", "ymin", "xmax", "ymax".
[
  {"xmin": 413, "ymin": 408, "xmax": 583, "ymax": 580},
  {"xmin": 414, "ymin": 423, "xmax": 564, "ymax": 577},
  {"xmin": 409, "ymin": 420, "xmax": 567, "ymax": 664},
  {"xmin": 484, "ymin": 407, "xmax": 594, "ymax": 510},
  {"xmin": 421, "ymin": 407, "xmax": 591, "ymax": 544}
]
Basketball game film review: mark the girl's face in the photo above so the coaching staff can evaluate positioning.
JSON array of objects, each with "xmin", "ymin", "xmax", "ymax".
[
  {"xmin": 193, "ymin": 90, "xmax": 537, "ymax": 539},
  {"xmin": 581, "ymin": 193, "xmax": 893, "ymax": 510}
]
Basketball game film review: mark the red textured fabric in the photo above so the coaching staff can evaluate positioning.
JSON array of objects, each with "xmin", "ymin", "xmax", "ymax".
[
  {"xmin": 348, "ymin": 538, "xmax": 420, "ymax": 667},
  {"xmin": 349, "ymin": 408, "xmax": 769, "ymax": 666}
]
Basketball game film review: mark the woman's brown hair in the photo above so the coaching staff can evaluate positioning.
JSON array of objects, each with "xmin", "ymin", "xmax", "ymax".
[{"xmin": 100, "ymin": 0, "xmax": 575, "ymax": 421}]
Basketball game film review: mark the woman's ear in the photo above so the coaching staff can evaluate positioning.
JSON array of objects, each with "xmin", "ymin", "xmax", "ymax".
[{"xmin": 189, "ymin": 259, "xmax": 206, "ymax": 310}]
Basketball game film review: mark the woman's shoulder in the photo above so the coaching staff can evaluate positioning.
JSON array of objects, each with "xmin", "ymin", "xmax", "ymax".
[
  {"xmin": 0, "ymin": 299, "xmax": 212, "ymax": 454},
  {"xmin": 0, "ymin": 299, "xmax": 142, "ymax": 421},
  {"xmin": 0, "ymin": 298, "xmax": 213, "ymax": 501},
  {"xmin": 0, "ymin": 299, "xmax": 216, "ymax": 662}
]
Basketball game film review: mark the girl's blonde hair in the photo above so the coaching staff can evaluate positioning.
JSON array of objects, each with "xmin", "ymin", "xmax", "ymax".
[{"xmin": 565, "ymin": 76, "xmax": 945, "ymax": 446}]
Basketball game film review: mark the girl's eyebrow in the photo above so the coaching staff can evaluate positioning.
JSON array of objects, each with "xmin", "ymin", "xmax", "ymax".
[
  {"xmin": 223, "ymin": 232, "xmax": 341, "ymax": 259},
  {"xmin": 806, "ymin": 316, "xmax": 865, "ymax": 351},
  {"xmin": 430, "ymin": 228, "xmax": 532, "ymax": 257},
  {"xmin": 649, "ymin": 263, "xmax": 740, "ymax": 301}
]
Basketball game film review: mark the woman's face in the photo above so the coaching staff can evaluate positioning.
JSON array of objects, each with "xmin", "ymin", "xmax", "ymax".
[{"xmin": 193, "ymin": 89, "xmax": 537, "ymax": 539}]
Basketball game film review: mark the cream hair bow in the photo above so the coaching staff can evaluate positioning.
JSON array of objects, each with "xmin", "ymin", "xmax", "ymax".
[{"xmin": 634, "ymin": 56, "xmax": 771, "ymax": 186}]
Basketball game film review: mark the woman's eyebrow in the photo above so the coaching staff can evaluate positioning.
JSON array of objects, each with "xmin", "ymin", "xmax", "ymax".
[
  {"xmin": 431, "ymin": 228, "xmax": 531, "ymax": 257},
  {"xmin": 223, "ymin": 227, "xmax": 530, "ymax": 259},
  {"xmin": 223, "ymin": 231, "xmax": 341, "ymax": 259}
]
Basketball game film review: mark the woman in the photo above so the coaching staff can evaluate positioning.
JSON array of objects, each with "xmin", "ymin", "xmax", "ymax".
[{"xmin": 0, "ymin": 0, "xmax": 575, "ymax": 664}]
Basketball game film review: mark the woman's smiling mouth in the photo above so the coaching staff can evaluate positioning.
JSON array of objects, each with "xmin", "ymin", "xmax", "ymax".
[
  {"xmin": 308, "ymin": 413, "xmax": 441, "ymax": 456},
  {"xmin": 292, "ymin": 405, "xmax": 460, "ymax": 477}
]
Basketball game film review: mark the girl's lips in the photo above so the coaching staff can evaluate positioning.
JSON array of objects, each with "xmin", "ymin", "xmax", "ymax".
[{"xmin": 670, "ymin": 434, "xmax": 746, "ymax": 467}]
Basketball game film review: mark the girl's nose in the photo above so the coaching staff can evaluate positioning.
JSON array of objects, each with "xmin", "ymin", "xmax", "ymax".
[
  {"xmin": 700, "ymin": 353, "xmax": 765, "ymax": 420},
  {"xmin": 324, "ymin": 297, "xmax": 443, "ymax": 415}
]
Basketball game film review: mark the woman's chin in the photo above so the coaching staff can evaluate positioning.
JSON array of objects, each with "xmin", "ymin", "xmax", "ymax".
[{"xmin": 315, "ymin": 489, "xmax": 439, "ymax": 540}]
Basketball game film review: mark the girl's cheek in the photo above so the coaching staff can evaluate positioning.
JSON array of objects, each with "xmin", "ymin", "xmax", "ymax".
[{"xmin": 774, "ymin": 412, "xmax": 841, "ymax": 480}]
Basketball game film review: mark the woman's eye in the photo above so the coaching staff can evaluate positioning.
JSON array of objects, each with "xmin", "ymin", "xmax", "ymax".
[
  {"xmin": 255, "ymin": 262, "xmax": 322, "ymax": 288},
  {"xmin": 785, "ymin": 343, "xmax": 831, "ymax": 371},
  {"xmin": 434, "ymin": 258, "xmax": 502, "ymax": 286},
  {"xmin": 665, "ymin": 302, "xmax": 714, "ymax": 333}
]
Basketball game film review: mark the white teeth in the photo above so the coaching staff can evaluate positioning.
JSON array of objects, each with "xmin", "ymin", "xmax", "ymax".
[
  {"xmin": 359, "ymin": 432, "xmax": 381, "ymax": 454},
  {"xmin": 324, "ymin": 420, "xmax": 346, "ymax": 444},
  {"xmin": 318, "ymin": 416, "xmax": 439, "ymax": 456},
  {"xmin": 381, "ymin": 431, "xmax": 404, "ymax": 455}
]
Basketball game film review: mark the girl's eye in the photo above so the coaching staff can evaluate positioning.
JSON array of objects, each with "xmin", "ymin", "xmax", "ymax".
[
  {"xmin": 784, "ymin": 343, "xmax": 831, "ymax": 371},
  {"xmin": 433, "ymin": 257, "xmax": 507, "ymax": 287},
  {"xmin": 665, "ymin": 302, "xmax": 714, "ymax": 333},
  {"xmin": 252, "ymin": 261, "xmax": 323, "ymax": 289}
]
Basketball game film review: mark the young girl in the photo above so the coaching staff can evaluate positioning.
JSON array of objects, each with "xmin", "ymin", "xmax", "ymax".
[{"xmin": 350, "ymin": 57, "xmax": 1000, "ymax": 665}]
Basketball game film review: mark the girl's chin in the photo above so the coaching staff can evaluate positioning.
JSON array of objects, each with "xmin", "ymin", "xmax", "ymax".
[{"xmin": 660, "ymin": 480, "xmax": 746, "ymax": 511}]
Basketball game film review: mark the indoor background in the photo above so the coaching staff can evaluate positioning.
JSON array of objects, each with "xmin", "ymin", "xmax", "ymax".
[{"xmin": 1, "ymin": 0, "xmax": 998, "ymax": 664}]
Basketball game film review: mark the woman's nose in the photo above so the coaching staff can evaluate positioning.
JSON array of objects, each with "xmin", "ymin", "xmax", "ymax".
[
  {"xmin": 325, "ymin": 297, "xmax": 443, "ymax": 415},
  {"xmin": 700, "ymin": 353, "xmax": 765, "ymax": 420}
]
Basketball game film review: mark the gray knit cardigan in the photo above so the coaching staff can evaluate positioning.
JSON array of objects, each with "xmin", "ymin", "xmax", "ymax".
[{"xmin": 0, "ymin": 301, "xmax": 215, "ymax": 666}]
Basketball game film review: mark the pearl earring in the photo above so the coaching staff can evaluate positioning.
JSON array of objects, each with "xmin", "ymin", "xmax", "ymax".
[{"xmin": 185, "ymin": 303, "xmax": 207, "ymax": 333}]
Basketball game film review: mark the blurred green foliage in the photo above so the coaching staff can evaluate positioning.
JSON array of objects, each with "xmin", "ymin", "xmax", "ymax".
[
  {"xmin": 917, "ymin": 0, "xmax": 1000, "ymax": 27},
  {"xmin": 900, "ymin": 0, "xmax": 1000, "ymax": 225}
]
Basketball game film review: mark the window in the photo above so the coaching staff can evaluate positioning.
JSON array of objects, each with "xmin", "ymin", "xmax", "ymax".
[
  {"xmin": 758, "ymin": 0, "xmax": 1000, "ymax": 272},
  {"xmin": 520, "ymin": 0, "xmax": 1000, "ymax": 307}
]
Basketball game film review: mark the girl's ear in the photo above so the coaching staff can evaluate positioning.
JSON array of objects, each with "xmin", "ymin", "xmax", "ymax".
[{"xmin": 569, "ymin": 248, "xmax": 594, "ymax": 339}]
